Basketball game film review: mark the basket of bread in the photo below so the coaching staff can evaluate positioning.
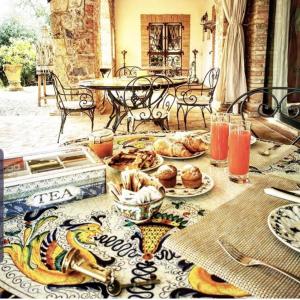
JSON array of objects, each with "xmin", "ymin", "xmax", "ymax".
[
  {"xmin": 153, "ymin": 134, "xmax": 207, "ymax": 159},
  {"xmin": 108, "ymin": 170, "xmax": 165, "ymax": 223}
]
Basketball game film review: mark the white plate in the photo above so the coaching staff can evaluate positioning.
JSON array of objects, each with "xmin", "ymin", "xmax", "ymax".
[
  {"xmin": 104, "ymin": 154, "xmax": 164, "ymax": 172},
  {"xmin": 268, "ymin": 204, "xmax": 300, "ymax": 253},
  {"xmin": 165, "ymin": 172, "xmax": 214, "ymax": 198},
  {"xmin": 160, "ymin": 151, "xmax": 206, "ymax": 160},
  {"xmin": 200, "ymin": 133, "xmax": 257, "ymax": 145}
]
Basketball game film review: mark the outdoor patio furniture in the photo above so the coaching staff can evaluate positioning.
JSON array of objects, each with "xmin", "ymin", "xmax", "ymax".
[
  {"xmin": 115, "ymin": 65, "xmax": 142, "ymax": 77},
  {"xmin": 122, "ymin": 75, "xmax": 175, "ymax": 132},
  {"xmin": 50, "ymin": 72, "xmax": 96, "ymax": 143},
  {"xmin": 175, "ymin": 67, "xmax": 220, "ymax": 129},
  {"xmin": 79, "ymin": 76, "xmax": 186, "ymax": 132},
  {"xmin": 227, "ymin": 87, "xmax": 300, "ymax": 145}
]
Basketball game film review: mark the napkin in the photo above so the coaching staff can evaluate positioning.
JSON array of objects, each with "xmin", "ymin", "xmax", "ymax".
[
  {"xmin": 120, "ymin": 186, "xmax": 163, "ymax": 204},
  {"xmin": 264, "ymin": 188, "xmax": 300, "ymax": 203}
]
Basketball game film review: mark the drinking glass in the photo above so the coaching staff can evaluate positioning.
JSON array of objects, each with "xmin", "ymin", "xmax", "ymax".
[
  {"xmin": 228, "ymin": 120, "xmax": 251, "ymax": 183},
  {"xmin": 89, "ymin": 129, "xmax": 114, "ymax": 158},
  {"xmin": 210, "ymin": 113, "xmax": 230, "ymax": 167}
]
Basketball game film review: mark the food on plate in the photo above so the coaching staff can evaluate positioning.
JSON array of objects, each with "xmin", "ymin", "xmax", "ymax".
[
  {"xmin": 178, "ymin": 135, "xmax": 207, "ymax": 153},
  {"xmin": 154, "ymin": 139, "xmax": 192, "ymax": 157},
  {"xmin": 156, "ymin": 165, "xmax": 177, "ymax": 188},
  {"xmin": 107, "ymin": 149, "xmax": 157, "ymax": 170},
  {"xmin": 172, "ymin": 142, "xmax": 193, "ymax": 157},
  {"xmin": 152, "ymin": 139, "xmax": 173, "ymax": 156},
  {"xmin": 153, "ymin": 135, "xmax": 207, "ymax": 158},
  {"xmin": 181, "ymin": 164, "xmax": 202, "ymax": 188}
]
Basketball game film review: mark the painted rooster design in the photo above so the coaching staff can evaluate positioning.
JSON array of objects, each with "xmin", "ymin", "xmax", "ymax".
[{"xmin": 3, "ymin": 207, "xmax": 114, "ymax": 286}]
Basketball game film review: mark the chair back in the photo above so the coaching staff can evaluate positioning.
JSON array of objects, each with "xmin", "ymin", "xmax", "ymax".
[
  {"xmin": 50, "ymin": 72, "xmax": 68, "ymax": 110},
  {"xmin": 226, "ymin": 87, "xmax": 300, "ymax": 144},
  {"xmin": 175, "ymin": 68, "xmax": 220, "ymax": 105},
  {"xmin": 202, "ymin": 67, "xmax": 220, "ymax": 90},
  {"xmin": 115, "ymin": 66, "xmax": 142, "ymax": 77},
  {"xmin": 120, "ymin": 75, "xmax": 175, "ymax": 118}
]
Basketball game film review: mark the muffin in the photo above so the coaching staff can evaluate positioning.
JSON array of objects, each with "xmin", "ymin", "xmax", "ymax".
[
  {"xmin": 181, "ymin": 165, "xmax": 202, "ymax": 188},
  {"xmin": 156, "ymin": 165, "xmax": 177, "ymax": 188}
]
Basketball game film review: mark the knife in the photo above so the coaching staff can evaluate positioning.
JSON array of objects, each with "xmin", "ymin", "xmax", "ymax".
[{"xmin": 271, "ymin": 187, "xmax": 300, "ymax": 198}]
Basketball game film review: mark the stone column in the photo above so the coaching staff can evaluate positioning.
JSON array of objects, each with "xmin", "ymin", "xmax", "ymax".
[{"xmin": 49, "ymin": 0, "xmax": 101, "ymax": 87}]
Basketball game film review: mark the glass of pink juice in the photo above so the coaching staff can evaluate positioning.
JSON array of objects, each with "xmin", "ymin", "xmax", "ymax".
[
  {"xmin": 210, "ymin": 113, "xmax": 230, "ymax": 167},
  {"xmin": 228, "ymin": 120, "xmax": 251, "ymax": 183}
]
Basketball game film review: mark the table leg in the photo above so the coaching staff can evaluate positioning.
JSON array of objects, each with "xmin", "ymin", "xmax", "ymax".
[
  {"xmin": 43, "ymin": 74, "xmax": 47, "ymax": 105},
  {"xmin": 105, "ymin": 103, "xmax": 116, "ymax": 129},
  {"xmin": 37, "ymin": 74, "xmax": 42, "ymax": 107},
  {"xmin": 107, "ymin": 90, "xmax": 125, "ymax": 132}
]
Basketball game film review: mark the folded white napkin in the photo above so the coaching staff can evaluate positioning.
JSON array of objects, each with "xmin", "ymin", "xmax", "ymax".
[
  {"xmin": 264, "ymin": 188, "xmax": 300, "ymax": 203},
  {"xmin": 120, "ymin": 186, "xmax": 163, "ymax": 204}
]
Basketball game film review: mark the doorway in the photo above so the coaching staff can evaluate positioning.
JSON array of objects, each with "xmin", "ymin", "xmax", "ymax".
[{"xmin": 265, "ymin": 0, "xmax": 300, "ymax": 129}]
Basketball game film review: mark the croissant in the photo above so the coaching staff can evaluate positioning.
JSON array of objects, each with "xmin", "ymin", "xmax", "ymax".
[
  {"xmin": 153, "ymin": 139, "xmax": 173, "ymax": 156},
  {"xmin": 180, "ymin": 136, "xmax": 208, "ymax": 153},
  {"xmin": 171, "ymin": 142, "xmax": 193, "ymax": 157}
]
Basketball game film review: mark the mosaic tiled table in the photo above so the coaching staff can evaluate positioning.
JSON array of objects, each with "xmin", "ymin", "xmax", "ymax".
[{"xmin": 1, "ymin": 131, "xmax": 299, "ymax": 298}]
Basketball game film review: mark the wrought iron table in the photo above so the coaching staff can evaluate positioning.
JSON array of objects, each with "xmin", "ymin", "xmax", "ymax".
[{"xmin": 80, "ymin": 77, "xmax": 187, "ymax": 132}]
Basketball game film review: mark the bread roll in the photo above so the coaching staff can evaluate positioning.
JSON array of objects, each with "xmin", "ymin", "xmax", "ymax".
[
  {"xmin": 180, "ymin": 136, "xmax": 207, "ymax": 153},
  {"xmin": 181, "ymin": 164, "xmax": 202, "ymax": 188},
  {"xmin": 172, "ymin": 142, "xmax": 193, "ymax": 157},
  {"xmin": 153, "ymin": 139, "xmax": 173, "ymax": 156}
]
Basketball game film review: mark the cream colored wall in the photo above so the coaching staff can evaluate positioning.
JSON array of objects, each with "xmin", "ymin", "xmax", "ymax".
[{"xmin": 114, "ymin": 0, "xmax": 214, "ymax": 80}]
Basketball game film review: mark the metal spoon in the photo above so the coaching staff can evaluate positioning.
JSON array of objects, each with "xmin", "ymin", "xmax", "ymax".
[{"xmin": 259, "ymin": 144, "xmax": 281, "ymax": 156}]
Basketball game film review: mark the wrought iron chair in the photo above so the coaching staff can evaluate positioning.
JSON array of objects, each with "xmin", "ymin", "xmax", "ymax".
[
  {"xmin": 226, "ymin": 87, "xmax": 300, "ymax": 145},
  {"xmin": 175, "ymin": 68, "xmax": 220, "ymax": 130},
  {"xmin": 50, "ymin": 72, "xmax": 96, "ymax": 143},
  {"xmin": 115, "ymin": 66, "xmax": 142, "ymax": 77},
  {"xmin": 115, "ymin": 75, "xmax": 175, "ymax": 132}
]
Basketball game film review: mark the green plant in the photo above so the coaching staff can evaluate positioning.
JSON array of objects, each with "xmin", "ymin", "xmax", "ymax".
[
  {"xmin": 0, "ymin": 19, "xmax": 36, "ymax": 46},
  {"xmin": 0, "ymin": 38, "xmax": 36, "ymax": 86}
]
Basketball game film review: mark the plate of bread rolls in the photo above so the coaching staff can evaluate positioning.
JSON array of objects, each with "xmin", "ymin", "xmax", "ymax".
[
  {"xmin": 155, "ymin": 164, "xmax": 214, "ymax": 197},
  {"xmin": 153, "ymin": 134, "xmax": 208, "ymax": 159}
]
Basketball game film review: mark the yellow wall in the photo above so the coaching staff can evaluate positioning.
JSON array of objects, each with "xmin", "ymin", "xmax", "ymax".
[{"xmin": 114, "ymin": 0, "xmax": 214, "ymax": 80}]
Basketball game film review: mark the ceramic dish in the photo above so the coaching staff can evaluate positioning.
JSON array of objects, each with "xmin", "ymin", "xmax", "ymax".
[
  {"xmin": 165, "ymin": 172, "xmax": 214, "ymax": 197},
  {"xmin": 104, "ymin": 154, "xmax": 164, "ymax": 172},
  {"xmin": 268, "ymin": 204, "xmax": 300, "ymax": 253},
  {"xmin": 160, "ymin": 151, "xmax": 206, "ymax": 160},
  {"xmin": 200, "ymin": 133, "xmax": 257, "ymax": 145},
  {"xmin": 118, "ymin": 136, "xmax": 157, "ymax": 149},
  {"xmin": 113, "ymin": 196, "xmax": 164, "ymax": 224}
]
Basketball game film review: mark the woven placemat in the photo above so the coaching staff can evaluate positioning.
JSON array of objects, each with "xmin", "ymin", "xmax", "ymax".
[
  {"xmin": 250, "ymin": 141, "xmax": 297, "ymax": 169},
  {"xmin": 164, "ymin": 174, "xmax": 300, "ymax": 298}
]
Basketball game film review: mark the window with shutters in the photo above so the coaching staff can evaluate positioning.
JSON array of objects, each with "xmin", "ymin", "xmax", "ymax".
[{"xmin": 148, "ymin": 22, "xmax": 183, "ymax": 69}]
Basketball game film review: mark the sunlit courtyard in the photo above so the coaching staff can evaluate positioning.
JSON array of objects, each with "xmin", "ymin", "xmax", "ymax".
[{"xmin": 0, "ymin": 0, "xmax": 299, "ymax": 299}]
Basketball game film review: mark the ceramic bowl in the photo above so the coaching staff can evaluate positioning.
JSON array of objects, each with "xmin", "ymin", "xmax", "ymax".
[{"xmin": 113, "ymin": 195, "xmax": 164, "ymax": 224}]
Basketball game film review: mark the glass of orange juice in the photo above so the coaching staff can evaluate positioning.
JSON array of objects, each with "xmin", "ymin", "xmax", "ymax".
[
  {"xmin": 89, "ymin": 129, "xmax": 114, "ymax": 158},
  {"xmin": 210, "ymin": 113, "xmax": 230, "ymax": 167},
  {"xmin": 228, "ymin": 120, "xmax": 251, "ymax": 183}
]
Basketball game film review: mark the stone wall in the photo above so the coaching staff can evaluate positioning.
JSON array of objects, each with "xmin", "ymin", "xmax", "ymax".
[{"xmin": 49, "ymin": 0, "xmax": 101, "ymax": 86}]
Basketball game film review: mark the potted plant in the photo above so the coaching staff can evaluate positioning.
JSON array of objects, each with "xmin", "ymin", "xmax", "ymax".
[{"xmin": 0, "ymin": 38, "xmax": 36, "ymax": 91}]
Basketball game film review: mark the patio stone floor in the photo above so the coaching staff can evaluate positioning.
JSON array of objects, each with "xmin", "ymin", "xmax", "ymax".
[{"xmin": 0, "ymin": 86, "xmax": 299, "ymax": 155}]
